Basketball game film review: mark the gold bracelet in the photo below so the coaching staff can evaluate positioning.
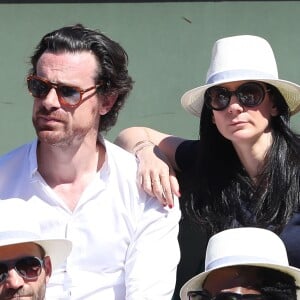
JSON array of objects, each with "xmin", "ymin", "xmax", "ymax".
[{"xmin": 133, "ymin": 140, "xmax": 155, "ymax": 157}]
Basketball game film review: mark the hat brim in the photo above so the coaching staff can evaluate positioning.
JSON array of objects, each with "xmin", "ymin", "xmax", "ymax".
[
  {"xmin": 180, "ymin": 262, "xmax": 300, "ymax": 300},
  {"xmin": 0, "ymin": 238, "xmax": 72, "ymax": 270},
  {"xmin": 181, "ymin": 78, "xmax": 300, "ymax": 117}
]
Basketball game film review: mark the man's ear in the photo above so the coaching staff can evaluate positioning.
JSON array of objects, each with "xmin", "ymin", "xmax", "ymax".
[
  {"xmin": 44, "ymin": 256, "xmax": 52, "ymax": 283},
  {"xmin": 99, "ymin": 93, "xmax": 118, "ymax": 115}
]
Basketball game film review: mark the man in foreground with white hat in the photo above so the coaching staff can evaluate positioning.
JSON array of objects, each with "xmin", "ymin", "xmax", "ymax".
[
  {"xmin": 0, "ymin": 198, "xmax": 72, "ymax": 300},
  {"xmin": 180, "ymin": 227, "xmax": 300, "ymax": 300}
]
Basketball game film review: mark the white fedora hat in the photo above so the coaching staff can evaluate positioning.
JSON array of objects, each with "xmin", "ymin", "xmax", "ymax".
[
  {"xmin": 0, "ymin": 198, "xmax": 72, "ymax": 269},
  {"xmin": 180, "ymin": 227, "xmax": 300, "ymax": 300},
  {"xmin": 181, "ymin": 35, "xmax": 300, "ymax": 117}
]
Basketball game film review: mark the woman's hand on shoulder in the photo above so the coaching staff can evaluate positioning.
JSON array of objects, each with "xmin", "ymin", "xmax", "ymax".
[{"xmin": 136, "ymin": 144, "xmax": 180, "ymax": 208}]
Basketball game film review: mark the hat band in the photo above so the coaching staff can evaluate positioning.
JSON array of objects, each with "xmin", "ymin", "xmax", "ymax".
[
  {"xmin": 206, "ymin": 255, "xmax": 289, "ymax": 271},
  {"xmin": 206, "ymin": 69, "xmax": 278, "ymax": 85}
]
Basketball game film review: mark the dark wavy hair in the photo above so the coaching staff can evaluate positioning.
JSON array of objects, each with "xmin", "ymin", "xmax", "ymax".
[
  {"xmin": 183, "ymin": 84, "xmax": 300, "ymax": 234},
  {"xmin": 29, "ymin": 24, "xmax": 134, "ymax": 133}
]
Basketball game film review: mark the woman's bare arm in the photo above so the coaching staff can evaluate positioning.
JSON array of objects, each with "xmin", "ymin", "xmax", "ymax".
[{"xmin": 115, "ymin": 127, "xmax": 186, "ymax": 207}]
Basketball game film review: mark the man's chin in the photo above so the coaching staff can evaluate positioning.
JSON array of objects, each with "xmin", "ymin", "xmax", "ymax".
[{"xmin": 37, "ymin": 132, "xmax": 64, "ymax": 146}]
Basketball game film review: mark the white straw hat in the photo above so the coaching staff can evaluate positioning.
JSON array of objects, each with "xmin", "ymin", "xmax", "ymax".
[
  {"xmin": 0, "ymin": 198, "xmax": 72, "ymax": 269},
  {"xmin": 180, "ymin": 227, "xmax": 300, "ymax": 300},
  {"xmin": 181, "ymin": 35, "xmax": 300, "ymax": 117}
]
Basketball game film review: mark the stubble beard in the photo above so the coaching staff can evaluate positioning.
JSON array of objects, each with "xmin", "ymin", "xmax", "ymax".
[
  {"xmin": 0, "ymin": 285, "xmax": 46, "ymax": 300},
  {"xmin": 35, "ymin": 124, "xmax": 95, "ymax": 148}
]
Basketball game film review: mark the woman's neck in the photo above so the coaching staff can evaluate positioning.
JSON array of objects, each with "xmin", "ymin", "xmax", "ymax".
[{"xmin": 233, "ymin": 132, "xmax": 273, "ymax": 181}]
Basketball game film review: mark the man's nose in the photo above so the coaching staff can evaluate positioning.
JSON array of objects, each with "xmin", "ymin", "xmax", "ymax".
[
  {"xmin": 39, "ymin": 87, "xmax": 61, "ymax": 110},
  {"xmin": 3, "ymin": 268, "xmax": 25, "ymax": 289}
]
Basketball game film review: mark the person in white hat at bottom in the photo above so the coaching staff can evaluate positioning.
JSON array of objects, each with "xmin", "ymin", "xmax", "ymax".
[
  {"xmin": 180, "ymin": 227, "xmax": 300, "ymax": 300},
  {"xmin": 0, "ymin": 198, "xmax": 72, "ymax": 300},
  {"xmin": 115, "ymin": 35, "xmax": 300, "ymax": 299}
]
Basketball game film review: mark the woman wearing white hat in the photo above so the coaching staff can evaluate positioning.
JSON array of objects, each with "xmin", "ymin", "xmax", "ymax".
[
  {"xmin": 115, "ymin": 35, "xmax": 300, "ymax": 299},
  {"xmin": 180, "ymin": 227, "xmax": 300, "ymax": 300}
]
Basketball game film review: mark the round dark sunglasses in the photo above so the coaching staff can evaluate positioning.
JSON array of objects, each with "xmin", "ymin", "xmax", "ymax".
[
  {"xmin": 0, "ymin": 256, "xmax": 44, "ymax": 284},
  {"xmin": 204, "ymin": 82, "xmax": 269, "ymax": 111},
  {"xmin": 187, "ymin": 291, "xmax": 266, "ymax": 300},
  {"xmin": 27, "ymin": 75, "xmax": 103, "ymax": 108}
]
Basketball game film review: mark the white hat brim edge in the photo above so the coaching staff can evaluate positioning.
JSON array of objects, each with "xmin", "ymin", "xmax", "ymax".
[
  {"xmin": 179, "ymin": 262, "xmax": 300, "ymax": 300},
  {"xmin": 0, "ymin": 238, "xmax": 72, "ymax": 270},
  {"xmin": 181, "ymin": 78, "xmax": 300, "ymax": 117}
]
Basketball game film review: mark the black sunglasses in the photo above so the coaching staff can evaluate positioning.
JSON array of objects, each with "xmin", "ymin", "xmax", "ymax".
[
  {"xmin": 187, "ymin": 291, "xmax": 266, "ymax": 300},
  {"xmin": 0, "ymin": 256, "xmax": 44, "ymax": 284},
  {"xmin": 27, "ymin": 75, "xmax": 103, "ymax": 108},
  {"xmin": 204, "ymin": 82, "xmax": 269, "ymax": 111}
]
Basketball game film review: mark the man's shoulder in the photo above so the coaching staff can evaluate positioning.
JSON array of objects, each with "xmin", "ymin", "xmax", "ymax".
[
  {"xmin": 104, "ymin": 139, "xmax": 181, "ymax": 218},
  {"xmin": 104, "ymin": 139, "xmax": 137, "ymax": 166},
  {"xmin": 0, "ymin": 141, "xmax": 35, "ymax": 165},
  {"xmin": 0, "ymin": 141, "xmax": 36, "ymax": 198},
  {"xmin": 103, "ymin": 139, "xmax": 139, "ymax": 182}
]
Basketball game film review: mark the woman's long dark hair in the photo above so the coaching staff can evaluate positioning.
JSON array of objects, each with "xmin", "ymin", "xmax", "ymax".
[{"xmin": 182, "ymin": 84, "xmax": 300, "ymax": 234}]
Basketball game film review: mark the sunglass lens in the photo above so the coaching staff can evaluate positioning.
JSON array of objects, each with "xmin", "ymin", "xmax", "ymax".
[
  {"xmin": 57, "ymin": 86, "xmax": 80, "ymax": 105},
  {"xmin": 215, "ymin": 294, "xmax": 239, "ymax": 300},
  {"xmin": 238, "ymin": 83, "xmax": 264, "ymax": 107},
  {"xmin": 215, "ymin": 293, "xmax": 265, "ymax": 300},
  {"xmin": 187, "ymin": 291, "xmax": 210, "ymax": 300},
  {"xmin": 242, "ymin": 296, "xmax": 265, "ymax": 300},
  {"xmin": 206, "ymin": 87, "xmax": 230, "ymax": 110},
  {"xmin": 28, "ymin": 78, "xmax": 50, "ymax": 98},
  {"xmin": 0, "ymin": 263, "xmax": 7, "ymax": 283},
  {"xmin": 15, "ymin": 257, "xmax": 42, "ymax": 279}
]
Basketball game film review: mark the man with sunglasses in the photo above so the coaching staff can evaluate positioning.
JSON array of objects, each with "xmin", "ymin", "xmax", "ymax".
[
  {"xmin": 180, "ymin": 228, "xmax": 300, "ymax": 300},
  {"xmin": 0, "ymin": 198, "xmax": 72, "ymax": 300},
  {"xmin": 0, "ymin": 24, "xmax": 181, "ymax": 299}
]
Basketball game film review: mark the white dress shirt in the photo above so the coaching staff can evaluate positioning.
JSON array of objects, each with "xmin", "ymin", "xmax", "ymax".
[{"xmin": 0, "ymin": 139, "xmax": 181, "ymax": 299}]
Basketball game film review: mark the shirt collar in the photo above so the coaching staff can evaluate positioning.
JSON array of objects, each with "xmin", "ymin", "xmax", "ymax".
[{"xmin": 29, "ymin": 139, "xmax": 39, "ymax": 178}]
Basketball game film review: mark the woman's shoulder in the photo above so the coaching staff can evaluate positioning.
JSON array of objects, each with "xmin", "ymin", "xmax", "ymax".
[{"xmin": 176, "ymin": 139, "xmax": 200, "ymax": 170}]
